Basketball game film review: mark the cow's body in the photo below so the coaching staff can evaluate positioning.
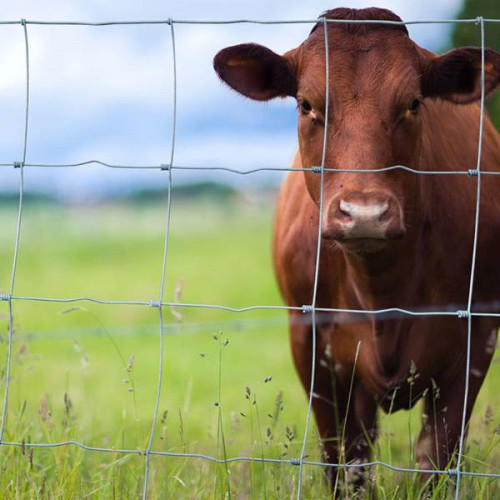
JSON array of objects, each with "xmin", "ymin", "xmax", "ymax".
[
  {"xmin": 214, "ymin": 7, "xmax": 500, "ymax": 487},
  {"xmin": 274, "ymin": 99, "xmax": 500, "ymax": 472}
]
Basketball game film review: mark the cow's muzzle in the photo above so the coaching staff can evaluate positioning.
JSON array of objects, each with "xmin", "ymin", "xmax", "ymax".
[{"xmin": 321, "ymin": 192, "xmax": 405, "ymax": 247}]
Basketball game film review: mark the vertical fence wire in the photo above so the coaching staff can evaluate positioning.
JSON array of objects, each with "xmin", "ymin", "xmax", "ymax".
[
  {"xmin": 142, "ymin": 19, "xmax": 177, "ymax": 499},
  {"xmin": 0, "ymin": 19, "xmax": 30, "ymax": 446},
  {"xmin": 296, "ymin": 16, "xmax": 330, "ymax": 500},
  {"xmin": 454, "ymin": 16, "xmax": 486, "ymax": 500}
]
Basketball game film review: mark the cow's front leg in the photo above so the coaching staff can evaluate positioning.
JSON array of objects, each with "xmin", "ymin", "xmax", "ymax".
[
  {"xmin": 416, "ymin": 321, "xmax": 496, "ymax": 476},
  {"xmin": 289, "ymin": 311, "xmax": 377, "ymax": 492}
]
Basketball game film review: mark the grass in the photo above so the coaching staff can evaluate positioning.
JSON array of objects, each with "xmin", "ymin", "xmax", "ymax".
[{"xmin": 0, "ymin": 194, "xmax": 499, "ymax": 498}]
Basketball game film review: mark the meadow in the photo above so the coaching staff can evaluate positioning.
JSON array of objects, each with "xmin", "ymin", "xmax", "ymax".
[{"xmin": 0, "ymin": 190, "xmax": 499, "ymax": 498}]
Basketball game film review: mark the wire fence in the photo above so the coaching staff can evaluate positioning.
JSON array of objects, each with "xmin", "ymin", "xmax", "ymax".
[{"xmin": 0, "ymin": 14, "xmax": 499, "ymax": 499}]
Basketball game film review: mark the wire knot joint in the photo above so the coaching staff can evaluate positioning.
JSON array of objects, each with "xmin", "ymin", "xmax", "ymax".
[
  {"xmin": 311, "ymin": 166, "xmax": 322, "ymax": 174},
  {"xmin": 302, "ymin": 305, "xmax": 314, "ymax": 314},
  {"xmin": 290, "ymin": 458, "xmax": 302, "ymax": 466},
  {"xmin": 447, "ymin": 468, "xmax": 459, "ymax": 477},
  {"xmin": 13, "ymin": 161, "xmax": 24, "ymax": 169},
  {"xmin": 149, "ymin": 300, "xmax": 162, "ymax": 309},
  {"xmin": 0, "ymin": 294, "xmax": 11, "ymax": 302},
  {"xmin": 457, "ymin": 310, "xmax": 470, "ymax": 319},
  {"xmin": 468, "ymin": 169, "xmax": 478, "ymax": 177},
  {"xmin": 160, "ymin": 163, "xmax": 171, "ymax": 171},
  {"xmin": 474, "ymin": 16, "xmax": 483, "ymax": 25}
]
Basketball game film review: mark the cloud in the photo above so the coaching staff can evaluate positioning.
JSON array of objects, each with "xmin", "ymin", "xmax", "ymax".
[{"xmin": 0, "ymin": 0, "xmax": 464, "ymax": 195}]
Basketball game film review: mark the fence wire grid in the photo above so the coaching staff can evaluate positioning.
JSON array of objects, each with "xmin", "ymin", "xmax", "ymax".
[{"xmin": 0, "ymin": 14, "xmax": 499, "ymax": 500}]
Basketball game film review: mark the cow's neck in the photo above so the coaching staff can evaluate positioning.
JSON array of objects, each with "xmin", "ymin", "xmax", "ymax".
[
  {"xmin": 341, "ymin": 237, "xmax": 423, "ymax": 374},
  {"xmin": 342, "ymin": 242, "xmax": 417, "ymax": 307}
]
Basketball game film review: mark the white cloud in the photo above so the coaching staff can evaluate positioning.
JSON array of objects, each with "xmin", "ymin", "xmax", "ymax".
[{"xmin": 0, "ymin": 0, "xmax": 465, "ymax": 195}]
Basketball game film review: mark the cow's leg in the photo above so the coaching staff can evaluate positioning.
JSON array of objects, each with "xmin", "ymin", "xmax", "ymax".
[
  {"xmin": 289, "ymin": 311, "xmax": 377, "ymax": 490},
  {"xmin": 416, "ymin": 321, "xmax": 497, "ymax": 475},
  {"xmin": 339, "ymin": 382, "xmax": 378, "ymax": 490}
]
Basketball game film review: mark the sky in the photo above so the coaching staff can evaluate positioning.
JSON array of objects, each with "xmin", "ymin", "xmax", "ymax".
[{"xmin": 0, "ymin": 0, "xmax": 465, "ymax": 200}]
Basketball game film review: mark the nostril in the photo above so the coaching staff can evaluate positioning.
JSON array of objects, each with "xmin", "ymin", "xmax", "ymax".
[
  {"xmin": 377, "ymin": 203, "xmax": 390, "ymax": 221},
  {"xmin": 338, "ymin": 200, "xmax": 352, "ymax": 219}
]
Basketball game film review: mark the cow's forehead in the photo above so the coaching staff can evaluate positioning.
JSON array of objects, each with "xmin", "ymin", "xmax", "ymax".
[
  {"xmin": 296, "ymin": 29, "xmax": 422, "ymax": 98},
  {"xmin": 299, "ymin": 26, "xmax": 420, "ymax": 73}
]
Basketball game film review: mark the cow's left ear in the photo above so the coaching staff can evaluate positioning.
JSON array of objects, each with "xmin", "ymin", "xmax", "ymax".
[
  {"xmin": 421, "ymin": 47, "xmax": 500, "ymax": 104},
  {"xmin": 213, "ymin": 43, "xmax": 297, "ymax": 101}
]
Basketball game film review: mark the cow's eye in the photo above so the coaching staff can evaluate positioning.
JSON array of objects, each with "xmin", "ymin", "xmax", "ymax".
[
  {"xmin": 300, "ymin": 100, "xmax": 312, "ymax": 113},
  {"xmin": 409, "ymin": 99, "xmax": 421, "ymax": 114}
]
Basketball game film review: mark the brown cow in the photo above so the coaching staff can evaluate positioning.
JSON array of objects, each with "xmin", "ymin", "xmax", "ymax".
[{"xmin": 214, "ymin": 7, "xmax": 500, "ymax": 489}]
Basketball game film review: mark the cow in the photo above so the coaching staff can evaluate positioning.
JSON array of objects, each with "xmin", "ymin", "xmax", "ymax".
[{"xmin": 213, "ymin": 7, "xmax": 500, "ymax": 489}]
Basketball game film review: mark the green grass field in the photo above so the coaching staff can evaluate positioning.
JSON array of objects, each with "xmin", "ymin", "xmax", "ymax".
[{"xmin": 0, "ymin": 194, "xmax": 499, "ymax": 498}]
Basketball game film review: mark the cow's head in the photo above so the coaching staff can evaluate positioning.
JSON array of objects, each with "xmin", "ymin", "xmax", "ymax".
[{"xmin": 214, "ymin": 8, "xmax": 500, "ymax": 254}]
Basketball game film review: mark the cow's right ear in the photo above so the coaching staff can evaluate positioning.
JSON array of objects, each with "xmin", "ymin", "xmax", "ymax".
[{"xmin": 213, "ymin": 43, "xmax": 297, "ymax": 101}]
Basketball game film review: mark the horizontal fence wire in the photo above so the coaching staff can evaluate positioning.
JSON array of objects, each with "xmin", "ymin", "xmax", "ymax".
[
  {"xmin": 0, "ymin": 440, "xmax": 500, "ymax": 479},
  {"xmin": 8, "ymin": 308, "xmax": 500, "ymax": 341},
  {"xmin": 2, "ymin": 294, "xmax": 500, "ymax": 319},
  {"xmin": 2, "ymin": 162, "xmax": 500, "ymax": 176},
  {"xmin": 0, "ymin": 12, "xmax": 499, "ymax": 500},
  {"xmin": 0, "ymin": 17, "xmax": 499, "ymax": 26},
  {"xmin": 0, "ymin": 439, "xmax": 499, "ymax": 479}
]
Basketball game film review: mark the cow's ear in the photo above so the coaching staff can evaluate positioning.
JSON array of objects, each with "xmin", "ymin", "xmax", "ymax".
[
  {"xmin": 213, "ymin": 43, "xmax": 297, "ymax": 101},
  {"xmin": 421, "ymin": 47, "xmax": 500, "ymax": 104}
]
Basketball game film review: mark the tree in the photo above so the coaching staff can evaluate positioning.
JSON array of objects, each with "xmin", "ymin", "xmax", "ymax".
[{"xmin": 452, "ymin": 0, "xmax": 500, "ymax": 128}]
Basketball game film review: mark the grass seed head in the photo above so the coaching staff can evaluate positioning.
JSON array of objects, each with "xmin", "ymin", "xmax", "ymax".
[
  {"xmin": 407, "ymin": 360, "xmax": 419, "ymax": 386},
  {"xmin": 324, "ymin": 343, "xmax": 332, "ymax": 360},
  {"xmin": 170, "ymin": 279, "xmax": 184, "ymax": 322},
  {"xmin": 64, "ymin": 393, "xmax": 72, "ymax": 415},
  {"xmin": 126, "ymin": 355, "xmax": 135, "ymax": 372},
  {"xmin": 39, "ymin": 393, "xmax": 52, "ymax": 425},
  {"xmin": 484, "ymin": 405, "xmax": 494, "ymax": 427}
]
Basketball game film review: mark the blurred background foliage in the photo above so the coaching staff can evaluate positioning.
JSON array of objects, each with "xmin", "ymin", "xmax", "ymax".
[{"xmin": 452, "ymin": 0, "xmax": 500, "ymax": 128}]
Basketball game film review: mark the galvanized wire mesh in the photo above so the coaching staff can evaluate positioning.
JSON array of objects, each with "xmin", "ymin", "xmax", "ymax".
[{"xmin": 0, "ymin": 14, "xmax": 498, "ymax": 499}]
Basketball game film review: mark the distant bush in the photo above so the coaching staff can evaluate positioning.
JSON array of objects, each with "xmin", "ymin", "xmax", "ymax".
[{"xmin": 452, "ymin": 0, "xmax": 500, "ymax": 128}]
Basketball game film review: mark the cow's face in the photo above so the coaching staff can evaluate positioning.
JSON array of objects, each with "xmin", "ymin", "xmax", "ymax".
[
  {"xmin": 294, "ymin": 23, "xmax": 423, "ymax": 251},
  {"xmin": 214, "ymin": 8, "xmax": 500, "ymax": 254}
]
